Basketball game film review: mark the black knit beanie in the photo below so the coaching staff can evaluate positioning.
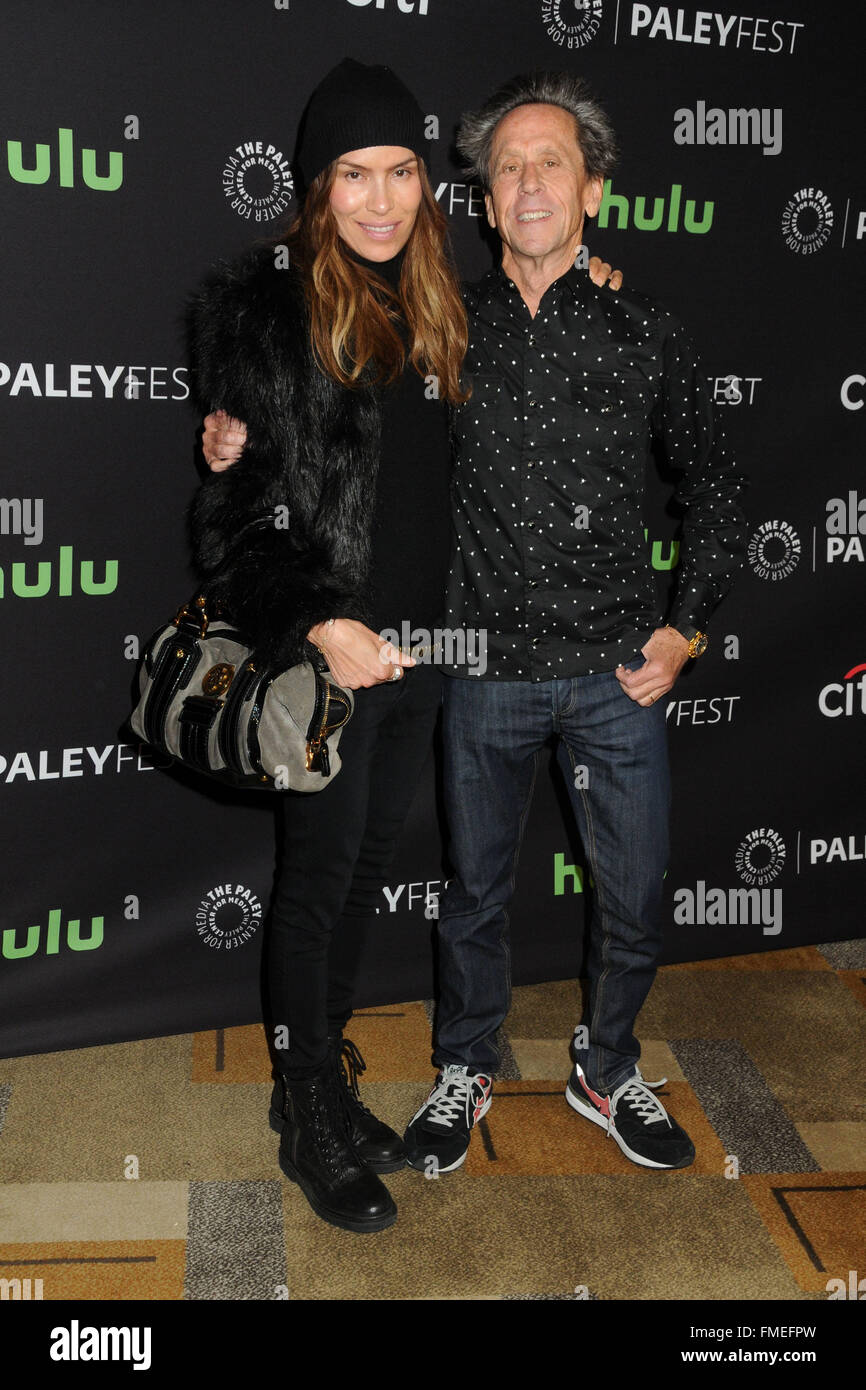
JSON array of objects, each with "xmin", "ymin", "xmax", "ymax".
[{"xmin": 295, "ymin": 58, "xmax": 427, "ymax": 189}]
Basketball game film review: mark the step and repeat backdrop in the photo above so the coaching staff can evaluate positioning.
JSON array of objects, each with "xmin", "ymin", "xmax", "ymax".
[{"xmin": 1, "ymin": 0, "xmax": 863, "ymax": 1057}]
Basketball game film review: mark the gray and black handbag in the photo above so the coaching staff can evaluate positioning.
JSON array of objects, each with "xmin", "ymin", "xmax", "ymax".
[{"xmin": 130, "ymin": 584, "xmax": 353, "ymax": 793}]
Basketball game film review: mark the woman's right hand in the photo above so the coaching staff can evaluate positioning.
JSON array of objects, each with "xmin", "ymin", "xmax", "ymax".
[
  {"xmin": 307, "ymin": 619, "xmax": 415, "ymax": 689},
  {"xmin": 203, "ymin": 410, "xmax": 247, "ymax": 470}
]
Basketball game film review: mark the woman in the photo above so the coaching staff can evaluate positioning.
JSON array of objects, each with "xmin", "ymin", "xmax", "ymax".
[{"xmin": 189, "ymin": 59, "xmax": 467, "ymax": 1234}]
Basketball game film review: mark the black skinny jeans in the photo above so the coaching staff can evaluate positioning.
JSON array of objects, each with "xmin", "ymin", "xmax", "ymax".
[{"xmin": 266, "ymin": 662, "xmax": 442, "ymax": 1075}]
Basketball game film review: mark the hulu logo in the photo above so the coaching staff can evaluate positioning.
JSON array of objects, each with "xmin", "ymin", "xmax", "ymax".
[
  {"xmin": 2, "ymin": 909, "xmax": 104, "ymax": 961},
  {"xmin": 645, "ymin": 529, "xmax": 680, "ymax": 571},
  {"xmin": 0, "ymin": 545, "xmax": 118, "ymax": 598},
  {"xmin": 5, "ymin": 127, "xmax": 122, "ymax": 190},
  {"xmin": 598, "ymin": 181, "xmax": 714, "ymax": 234},
  {"xmin": 554, "ymin": 853, "xmax": 587, "ymax": 895}
]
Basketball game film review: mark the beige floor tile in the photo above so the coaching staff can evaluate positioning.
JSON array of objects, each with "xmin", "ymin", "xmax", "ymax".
[
  {"xmin": 795, "ymin": 1122, "xmax": 866, "ymax": 1171},
  {"xmin": 0, "ymin": 1182, "xmax": 188, "ymax": 1242}
]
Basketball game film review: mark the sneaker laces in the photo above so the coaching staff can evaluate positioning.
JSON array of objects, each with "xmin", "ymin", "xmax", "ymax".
[
  {"xmin": 610, "ymin": 1073, "xmax": 672, "ymax": 1131},
  {"xmin": 423, "ymin": 1066, "xmax": 475, "ymax": 1129}
]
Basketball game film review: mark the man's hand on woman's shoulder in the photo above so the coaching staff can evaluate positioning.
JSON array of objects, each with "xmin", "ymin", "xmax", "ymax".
[{"xmin": 588, "ymin": 255, "xmax": 623, "ymax": 292}]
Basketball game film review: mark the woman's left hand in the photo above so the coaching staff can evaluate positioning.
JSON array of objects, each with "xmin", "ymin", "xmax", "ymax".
[{"xmin": 307, "ymin": 618, "xmax": 415, "ymax": 689}]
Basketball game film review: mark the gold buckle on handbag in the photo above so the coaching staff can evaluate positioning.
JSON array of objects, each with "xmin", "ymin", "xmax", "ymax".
[{"xmin": 174, "ymin": 593, "xmax": 210, "ymax": 638}]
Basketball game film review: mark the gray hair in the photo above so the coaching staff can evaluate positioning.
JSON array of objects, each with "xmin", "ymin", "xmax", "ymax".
[{"xmin": 456, "ymin": 71, "xmax": 618, "ymax": 190}]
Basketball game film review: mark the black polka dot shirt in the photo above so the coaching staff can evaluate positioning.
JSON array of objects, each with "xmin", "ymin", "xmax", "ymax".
[{"xmin": 444, "ymin": 263, "xmax": 747, "ymax": 681}]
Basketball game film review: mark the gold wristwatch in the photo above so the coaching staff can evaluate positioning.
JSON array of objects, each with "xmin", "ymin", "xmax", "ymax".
[{"xmin": 667, "ymin": 623, "xmax": 708, "ymax": 658}]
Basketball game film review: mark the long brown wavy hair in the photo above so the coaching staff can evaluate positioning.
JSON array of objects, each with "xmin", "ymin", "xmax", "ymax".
[{"xmin": 279, "ymin": 159, "xmax": 469, "ymax": 405}]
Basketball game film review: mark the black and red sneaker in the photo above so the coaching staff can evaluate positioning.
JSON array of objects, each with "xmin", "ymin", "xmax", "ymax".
[
  {"xmin": 566, "ymin": 1062, "xmax": 695, "ymax": 1170},
  {"xmin": 403, "ymin": 1065, "xmax": 493, "ymax": 1174}
]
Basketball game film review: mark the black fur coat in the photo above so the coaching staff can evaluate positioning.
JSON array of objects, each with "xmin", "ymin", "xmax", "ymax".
[{"xmin": 187, "ymin": 245, "xmax": 383, "ymax": 667}]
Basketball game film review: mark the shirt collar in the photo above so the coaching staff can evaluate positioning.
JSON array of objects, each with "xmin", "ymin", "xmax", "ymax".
[{"xmin": 486, "ymin": 255, "xmax": 593, "ymax": 311}]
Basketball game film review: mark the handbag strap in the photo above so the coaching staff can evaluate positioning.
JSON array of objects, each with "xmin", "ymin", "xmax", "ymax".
[
  {"xmin": 178, "ymin": 513, "xmax": 276, "ymax": 638},
  {"xmin": 205, "ymin": 513, "xmax": 277, "ymax": 584}
]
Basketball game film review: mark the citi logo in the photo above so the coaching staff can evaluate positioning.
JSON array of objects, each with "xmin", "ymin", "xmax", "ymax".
[
  {"xmin": 4, "ymin": 126, "xmax": 122, "ymax": 191},
  {"xmin": 674, "ymin": 102, "xmax": 781, "ymax": 156},
  {"xmin": 826, "ymin": 491, "xmax": 865, "ymax": 564},
  {"xmin": 0, "ymin": 545, "xmax": 117, "ymax": 599},
  {"xmin": 2, "ymin": 908, "xmax": 104, "ymax": 962},
  {"xmin": 818, "ymin": 664, "xmax": 866, "ymax": 718},
  {"xmin": 841, "ymin": 375, "xmax": 864, "ymax": 411},
  {"xmin": 598, "ymin": 180, "xmax": 713, "ymax": 234}
]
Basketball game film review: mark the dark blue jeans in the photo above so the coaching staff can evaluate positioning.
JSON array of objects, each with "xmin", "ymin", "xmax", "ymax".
[{"xmin": 434, "ymin": 662, "xmax": 670, "ymax": 1094}]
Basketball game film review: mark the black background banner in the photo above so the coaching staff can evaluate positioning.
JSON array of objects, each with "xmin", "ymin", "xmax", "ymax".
[{"xmin": 1, "ymin": 0, "xmax": 864, "ymax": 1057}]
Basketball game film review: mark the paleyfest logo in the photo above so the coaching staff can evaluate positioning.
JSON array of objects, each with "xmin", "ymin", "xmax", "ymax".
[
  {"xmin": 195, "ymin": 883, "xmax": 262, "ymax": 950},
  {"xmin": 222, "ymin": 140, "xmax": 293, "ymax": 222},
  {"xmin": 781, "ymin": 187, "xmax": 834, "ymax": 254},
  {"xmin": 542, "ymin": 0, "xmax": 603, "ymax": 49}
]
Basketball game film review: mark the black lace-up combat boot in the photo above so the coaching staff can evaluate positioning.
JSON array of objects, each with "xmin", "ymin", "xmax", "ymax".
[
  {"xmin": 277, "ymin": 1058, "xmax": 397, "ymax": 1233},
  {"xmin": 270, "ymin": 1035, "xmax": 406, "ymax": 1173}
]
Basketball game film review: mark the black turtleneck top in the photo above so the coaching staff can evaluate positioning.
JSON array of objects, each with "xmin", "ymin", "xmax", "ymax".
[{"xmin": 355, "ymin": 247, "xmax": 452, "ymax": 639}]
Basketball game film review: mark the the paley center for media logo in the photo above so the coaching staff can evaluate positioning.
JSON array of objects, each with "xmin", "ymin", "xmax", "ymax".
[
  {"xmin": 782, "ymin": 188, "xmax": 834, "ymax": 254},
  {"xmin": 222, "ymin": 139, "xmax": 293, "ymax": 222},
  {"xmin": 541, "ymin": 0, "xmax": 603, "ymax": 50},
  {"xmin": 195, "ymin": 883, "xmax": 262, "ymax": 950},
  {"xmin": 746, "ymin": 520, "xmax": 801, "ymax": 581}
]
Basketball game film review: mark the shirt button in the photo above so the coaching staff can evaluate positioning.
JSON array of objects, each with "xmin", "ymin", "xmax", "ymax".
[{"xmin": 528, "ymin": 398, "xmax": 538, "ymax": 408}]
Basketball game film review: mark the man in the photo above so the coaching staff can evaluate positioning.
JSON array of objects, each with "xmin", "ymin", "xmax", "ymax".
[
  {"xmin": 400, "ymin": 73, "xmax": 746, "ymax": 1175},
  {"xmin": 203, "ymin": 71, "xmax": 746, "ymax": 1177}
]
